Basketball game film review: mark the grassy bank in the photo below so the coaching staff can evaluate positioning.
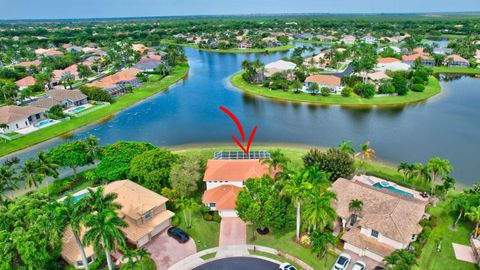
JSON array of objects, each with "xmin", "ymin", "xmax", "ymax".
[
  {"xmin": 161, "ymin": 40, "xmax": 294, "ymax": 53},
  {"xmin": 433, "ymin": 66, "xmax": 480, "ymax": 75},
  {"xmin": 177, "ymin": 208, "xmax": 220, "ymax": 251},
  {"xmin": 231, "ymin": 72, "xmax": 441, "ymax": 106},
  {"xmin": 0, "ymin": 63, "xmax": 189, "ymax": 157}
]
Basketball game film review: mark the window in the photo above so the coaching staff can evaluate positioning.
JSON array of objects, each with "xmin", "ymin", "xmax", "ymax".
[
  {"xmin": 209, "ymin": 203, "xmax": 216, "ymax": 208},
  {"xmin": 143, "ymin": 210, "xmax": 153, "ymax": 221},
  {"xmin": 371, "ymin": 230, "xmax": 379, "ymax": 238},
  {"xmin": 16, "ymin": 124, "xmax": 19, "ymax": 128},
  {"xmin": 35, "ymin": 114, "xmax": 40, "ymax": 119},
  {"xmin": 411, "ymin": 234, "xmax": 417, "ymax": 241}
]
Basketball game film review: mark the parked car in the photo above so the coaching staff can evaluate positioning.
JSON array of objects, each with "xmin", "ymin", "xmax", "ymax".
[
  {"xmin": 332, "ymin": 253, "xmax": 351, "ymax": 270},
  {"xmin": 351, "ymin": 260, "xmax": 366, "ymax": 270},
  {"xmin": 279, "ymin": 263, "xmax": 296, "ymax": 270},
  {"xmin": 167, "ymin": 227, "xmax": 190, "ymax": 243}
]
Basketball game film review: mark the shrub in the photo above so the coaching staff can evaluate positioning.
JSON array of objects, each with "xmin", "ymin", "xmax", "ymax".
[
  {"xmin": 203, "ymin": 213, "xmax": 213, "ymax": 221},
  {"xmin": 47, "ymin": 104, "xmax": 66, "ymax": 119},
  {"xmin": 213, "ymin": 212, "xmax": 221, "ymax": 223},
  {"xmin": 303, "ymin": 148, "xmax": 355, "ymax": 181},
  {"xmin": 80, "ymin": 86, "xmax": 112, "ymax": 103},
  {"xmin": 171, "ymin": 215, "xmax": 181, "ymax": 227},
  {"xmin": 378, "ymin": 83, "xmax": 396, "ymax": 94},
  {"xmin": 353, "ymin": 83, "xmax": 376, "ymax": 98},
  {"xmin": 411, "ymin": 76, "xmax": 424, "ymax": 85},
  {"xmin": 300, "ymin": 235, "xmax": 311, "ymax": 247},
  {"xmin": 320, "ymin": 87, "xmax": 330, "ymax": 96},
  {"xmin": 341, "ymin": 86, "xmax": 352, "ymax": 97},
  {"xmin": 411, "ymin": 83, "xmax": 425, "ymax": 92}
]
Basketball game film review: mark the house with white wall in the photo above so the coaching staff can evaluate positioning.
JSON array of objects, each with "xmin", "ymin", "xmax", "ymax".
[
  {"xmin": 0, "ymin": 105, "xmax": 47, "ymax": 133},
  {"xmin": 331, "ymin": 177, "xmax": 427, "ymax": 262}
]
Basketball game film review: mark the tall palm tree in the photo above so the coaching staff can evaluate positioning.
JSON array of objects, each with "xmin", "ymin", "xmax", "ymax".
[
  {"xmin": 348, "ymin": 199, "xmax": 363, "ymax": 226},
  {"xmin": 303, "ymin": 186, "xmax": 337, "ymax": 232},
  {"xmin": 83, "ymin": 135, "xmax": 100, "ymax": 162},
  {"xmin": 414, "ymin": 163, "xmax": 430, "ymax": 183},
  {"xmin": 426, "ymin": 157, "xmax": 453, "ymax": 194},
  {"xmin": 310, "ymin": 231, "xmax": 337, "ymax": 259},
  {"xmin": 36, "ymin": 151, "xmax": 59, "ymax": 195},
  {"xmin": 398, "ymin": 162, "xmax": 415, "ymax": 181},
  {"xmin": 83, "ymin": 187, "xmax": 121, "ymax": 214},
  {"xmin": 60, "ymin": 71, "xmax": 75, "ymax": 89},
  {"xmin": 21, "ymin": 159, "xmax": 44, "ymax": 188},
  {"xmin": 261, "ymin": 149, "xmax": 289, "ymax": 175},
  {"xmin": 282, "ymin": 168, "xmax": 314, "ymax": 241},
  {"xmin": 58, "ymin": 195, "xmax": 91, "ymax": 270},
  {"xmin": 338, "ymin": 140, "xmax": 355, "ymax": 157},
  {"xmin": 466, "ymin": 206, "xmax": 480, "ymax": 238},
  {"xmin": 83, "ymin": 209, "xmax": 128, "ymax": 270}
]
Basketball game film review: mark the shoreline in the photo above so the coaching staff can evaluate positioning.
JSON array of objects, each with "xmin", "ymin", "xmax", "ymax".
[
  {"xmin": 162, "ymin": 41, "xmax": 294, "ymax": 53},
  {"xmin": 0, "ymin": 63, "xmax": 190, "ymax": 158},
  {"xmin": 230, "ymin": 72, "xmax": 442, "ymax": 107}
]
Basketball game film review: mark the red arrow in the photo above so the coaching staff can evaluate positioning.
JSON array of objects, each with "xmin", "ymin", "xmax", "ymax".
[{"xmin": 219, "ymin": 106, "xmax": 258, "ymax": 154}]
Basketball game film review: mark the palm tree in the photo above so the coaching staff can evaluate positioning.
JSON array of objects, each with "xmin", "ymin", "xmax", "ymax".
[
  {"xmin": 466, "ymin": 206, "xmax": 480, "ymax": 238},
  {"xmin": 338, "ymin": 140, "xmax": 355, "ymax": 157},
  {"xmin": 261, "ymin": 149, "xmax": 289, "ymax": 175},
  {"xmin": 177, "ymin": 197, "xmax": 196, "ymax": 229},
  {"xmin": 58, "ymin": 195, "xmax": 91, "ymax": 270},
  {"xmin": 303, "ymin": 186, "xmax": 337, "ymax": 232},
  {"xmin": 21, "ymin": 159, "xmax": 44, "ymax": 188},
  {"xmin": 310, "ymin": 231, "xmax": 336, "ymax": 259},
  {"xmin": 83, "ymin": 135, "xmax": 100, "ymax": 162},
  {"xmin": 60, "ymin": 71, "xmax": 75, "ymax": 89},
  {"xmin": 448, "ymin": 193, "xmax": 476, "ymax": 230},
  {"xmin": 36, "ymin": 150, "xmax": 59, "ymax": 195},
  {"xmin": 356, "ymin": 141, "xmax": 376, "ymax": 161},
  {"xmin": 384, "ymin": 249, "xmax": 417, "ymax": 270},
  {"xmin": 426, "ymin": 157, "xmax": 453, "ymax": 195},
  {"xmin": 398, "ymin": 162, "xmax": 415, "ymax": 181},
  {"xmin": 0, "ymin": 163, "xmax": 18, "ymax": 203},
  {"xmin": 348, "ymin": 199, "xmax": 363, "ymax": 226},
  {"xmin": 83, "ymin": 209, "xmax": 128, "ymax": 270},
  {"xmin": 83, "ymin": 187, "xmax": 121, "ymax": 214},
  {"xmin": 282, "ymin": 168, "xmax": 314, "ymax": 241},
  {"xmin": 414, "ymin": 163, "xmax": 430, "ymax": 183}
]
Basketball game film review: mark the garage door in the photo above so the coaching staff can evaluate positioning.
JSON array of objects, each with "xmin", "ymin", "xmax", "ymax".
[
  {"xmin": 151, "ymin": 220, "xmax": 171, "ymax": 237},
  {"xmin": 220, "ymin": 210, "xmax": 238, "ymax": 218}
]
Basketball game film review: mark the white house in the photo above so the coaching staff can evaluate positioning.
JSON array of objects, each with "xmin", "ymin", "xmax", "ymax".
[
  {"xmin": 0, "ymin": 105, "xmax": 47, "ymax": 133},
  {"xmin": 202, "ymin": 158, "xmax": 273, "ymax": 217},
  {"xmin": 375, "ymin": 57, "xmax": 410, "ymax": 72},
  {"xmin": 264, "ymin": 60, "xmax": 297, "ymax": 78},
  {"xmin": 332, "ymin": 177, "xmax": 427, "ymax": 262}
]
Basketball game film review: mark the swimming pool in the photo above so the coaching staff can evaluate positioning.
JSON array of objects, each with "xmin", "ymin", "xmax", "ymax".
[
  {"xmin": 36, "ymin": 119, "xmax": 55, "ymax": 127},
  {"xmin": 73, "ymin": 192, "xmax": 88, "ymax": 203},
  {"xmin": 373, "ymin": 182, "xmax": 414, "ymax": 198},
  {"xmin": 68, "ymin": 106, "xmax": 87, "ymax": 113}
]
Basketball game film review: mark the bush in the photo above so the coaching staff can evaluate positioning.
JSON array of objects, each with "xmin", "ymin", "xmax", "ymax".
[
  {"xmin": 171, "ymin": 215, "xmax": 181, "ymax": 227},
  {"xmin": 377, "ymin": 83, "xmax": 396, "ymax": 94},
  {"xmin": 300, "ymin": 235, "xmax": 311, "ymax": 247},
  {"xmin": 320, "ymin": 87, "xmax": 330, "ymax": 96},
  {"xmin": 411, "ymin": 83, "xmax": 425, "ymax": 92},
  {"xmin": 341, "ymin": 86, "xmax": 352, "ymax": 97},
  {"xmin": 203, "ymin": 213, "xmax": 213, "ymax": 221},
  {"xmin": 353, "ymin": 83, "xmax": 376, "ymax": 98},
  {"xmin": 80, "ymin": 86, "xmax": 112, "ymax": 103},
  {"xmin": 213, "ymin": 212, "xmax": 221, "ymax": 223},
  {"xmin": 303, "ymin": 148, "xmax": 355, "ymax": 181},
  {"xmin": 47, "ymin": 104, "xmax": 66, "ymax": 120},
  {"xmin": 120, "ymin": 257, "xmax": 156, "ymax": 270},
  {"xmin": 411, "ymin": 76, "xmax": 424, "ymax": 85}
]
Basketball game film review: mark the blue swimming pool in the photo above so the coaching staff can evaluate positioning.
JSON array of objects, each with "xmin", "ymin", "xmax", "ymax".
[
  {"xmin": 37, "ymin": 119, "xmax": 55, "ymax": 127},
  {"xmin": 68, "ymin": 106, "xmax": 86, "ymax": 113},
  {"xmin": 73, "ymin": 192, "xmax": 88, "ymax": 203},
  {"xmin": 373, "ymin": 183, "xmax": 414, "ymax": 198}
]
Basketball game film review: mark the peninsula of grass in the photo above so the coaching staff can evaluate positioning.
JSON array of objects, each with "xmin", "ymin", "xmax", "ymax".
[
  {"xmin": 0, "ymin": 63, "xmax": 189, "ymax": 157},
  {"xmin": 433, "ymin": 66, "xmax": 480, "ymax": 75},
  {"xmin": 161, "ymin": 40, "xmax": 294, "ymax": 53},
  {"xmin": 231, "ymin": 72, "xmax": 441, "ymax": 106}
]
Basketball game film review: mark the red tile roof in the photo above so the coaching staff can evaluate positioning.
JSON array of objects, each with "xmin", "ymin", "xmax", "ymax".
[
  {"xmin": 305, "ymin": 74, "xmax": 341, "ymax": 86},
  {"xmin": 402, "ymin": 54, "xmax": 432, "ymax": 62},
  {"xmin": 15, "ymin": 76, "xmax": 36, "ymax": 87},
  {"xmin": 203, "ymin": 159, "xmax": 272, "ymax": 181},
  {"xmin": 203, "ymin": 185, "xmax": 242, "ymax": 210},
  {"xmin": 377, "ymin": 57, "xmax": 401, "ymax": 64}
]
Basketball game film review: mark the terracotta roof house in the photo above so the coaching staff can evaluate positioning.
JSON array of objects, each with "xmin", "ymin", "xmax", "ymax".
[
  {"xmin": 331, "ymin": 177, "xmax": 427, "ymax": 262},
  {"xmin": 15, "ymin": 60, "xmax": 41, "ymax": 68},
  {"xmin": 202, "ymin": 159, "xmax": 273, "ymax": 217},
  {"xmin": 237, "ymin": 40, "xmax": 253, "ymax": 50},
  {"xmin": 0, "ymin": 105, "xmax": 47, "ymax": 133},
  {"xmin": 304, "ymin": 74, "xmax": 343, "ymax": 94},
  {"xmin": 402, "ymin": 54, "xmax": 434, "ymax": 67},
  {"xmin": 44, "ymin": 50, "xmax": 64, "ymax": 57},
  {"xmin": 87, "ymin": 68, "xmax": 142, "ymax": 97},
  {"xmin": 445, "ymin": 54, "xmax": 470, "ymax": 67},
  {"xmin": 133, "ymin": 55, "xmax": 162, "ymax": 71},
  {"xmin": 15, "ymin": 76, "xmax": 37, "ymax": 89},
  {"xmin": 342, "ymin": 35, "xmax": 356, "ymax": 44},
  {"xmin": 132, "ymin": 44, "xmax": 148, "ymax": 54},
  {"xmin": 377, "ymin": 57, "xmax": 401, "ymax": 64},
  {"xmin": 44, "ymin": 89, "xmax": 88, "ymax": 108},
  {"xmin": 64, "ymin": 64, "xmax": 80, "ymax": 78},
  {"xmin": 60, "ymin": 180, "xmax": 174, "ymax": 269}
]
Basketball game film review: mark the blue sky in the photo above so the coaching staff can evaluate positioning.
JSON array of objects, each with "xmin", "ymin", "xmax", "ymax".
[{"xmin": 0, "ymin": 0, "xmax": 479, "ymax": 20}]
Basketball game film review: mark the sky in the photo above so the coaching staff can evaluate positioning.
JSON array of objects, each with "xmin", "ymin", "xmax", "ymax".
[{"xmin": 0, "ymin": 0, "xmax": 479, "ymax": 20}]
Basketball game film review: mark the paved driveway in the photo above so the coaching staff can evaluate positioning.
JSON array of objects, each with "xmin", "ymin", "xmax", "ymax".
[
  {"xmin": 193, "ymin": 257, "xmax": 278, "ymax": 270},
  {"xmin": 219, "ymin": 217, "xmax": 247, "ymax": 246},
  {"xmin": 144, "ymin": 230, "xmax": 196, "ymax": 270},
  {"xmin": 338, "ymin": 250, "xmax": 383, "ymax": 270}
]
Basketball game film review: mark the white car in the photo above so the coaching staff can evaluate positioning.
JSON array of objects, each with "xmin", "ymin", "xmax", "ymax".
[
  {"xmin": 351, "ymin": 260, "xmax": 367, "ymax": 270},
  {"xmin": 332, "ymin": 253, "xmax": 351, "ymax": 270},
  {"xmin": 279, "ymin": 262, "xmax": 297, "ymax": 270}
]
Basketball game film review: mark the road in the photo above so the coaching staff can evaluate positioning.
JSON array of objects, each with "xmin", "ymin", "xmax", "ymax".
[{"xmin": 193, "ymin": 257, "xmax": 279, "ymax": 270}]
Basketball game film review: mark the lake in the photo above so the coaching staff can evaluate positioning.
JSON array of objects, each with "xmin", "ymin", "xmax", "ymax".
[{"xmin": 3, "ymin": 45, "xmax": 480, "ymax": 186}]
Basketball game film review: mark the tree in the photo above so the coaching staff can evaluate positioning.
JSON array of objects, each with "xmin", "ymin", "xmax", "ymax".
[
  {"xmin": 48, "ymin": 140, "xmax": 93, "ymax": 180},
  {"xmin": 77, "ymin": 64, "xmax": 93, "ymax": 79},
  {"xmin": 348, "ymin": 199, "xmax": 363, "ymax": 225},
  {"xmin": 84, "ymin": 135, "xmax": 101, "ymax": 162},
  {"xmin": 176, "ymin": 197, "xmax": 197, "ymax": 229},
  {"xmin": 0, "ymin": 162, "xmax": 18, "ymax": 203},
  {"xmin": 338, "ymin": 140, "xmax": 355, "ymax": 156},
  {"xmin": 392, "ymin": 73, "xmax": 409, "ymax": 96},
  {"xmin": 292, "ymin": 80, "xmax": 303, "ymax": 93},
  {"xmin": 310, "ymin": 231, "xmax": 336, "ymax": 258},
  {"xmin": 303, "ymin": 184, "xmax": 337, "ymax": 232},
  {"xmin": 353, "ymin": 83, "xmax": 375, "ymax": 98},
  {"xmin": 129, "ymin": 148, "xmax": 178, "ymax": 192},
  {"xmin": 466, "ymin": 205, "xmax": 480, "ymax": 238},
  {"xmin": 261, "ymin": 149, "xmax": 289, "ymax": 176},
  {"xmin": 303, "ymin": 148, "xmax": 355, "ymax": 182},
  {"xmin": 320, "ymin": 87, "xmax": 330, "ymax": 96},
  {"xmin": 398, "ymin": 162, "xmax": 415, "ymax": 181},
  {"xmin": 169, "ymin": 156, "xmax": 202, "ymax": 197},
  {"xmin": 21, "ymin": 159, "xmax": 44, "ymax": 188},
  {"xmin": 426, "ymin": 157, "xmax": 453, "ymax": 195},
  {"xmin": 357, "ymin": 141, "xmax": 376, "ymax": 161},
  {"xmin": 58, "ymin": 195, "xmax": 91, "ymax": 270},
  {"xmin": 60, "ymin": 71, "xmax": 75, "ymax": 89},
  {"xmin": 384, "ymin": 249, "xmax": 417, "ymax": 270},
  {"xmin": 308, "ymin": 82, "xmax": 319, "ymax": 93},
  {"xmin": 448, "ymin": 193, "xmax": 479, "ymax": 230}
]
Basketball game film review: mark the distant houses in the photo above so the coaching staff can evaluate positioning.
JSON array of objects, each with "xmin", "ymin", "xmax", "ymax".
[
  {"xmin": 445, "ymin": 54, "xmax": 470, "ymax": 67},
  {"xmin": 30, "ymin": 90, "xmax": 88, "ymax": 109},
  {"xmin": 87, "ymin": 68, "xmax": 142, "ymax": 97}
]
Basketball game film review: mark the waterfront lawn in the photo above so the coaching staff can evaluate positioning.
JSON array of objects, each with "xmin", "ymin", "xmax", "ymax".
[
  {"xmin": 416, "ymin": 196, "xmax": 476, "ymax": 270},
  {"xmin": 177, "ymin": 208, "xmax": 220, "ymax": 251},
  {"xmin": 0, "ymin": 63, "xmax": 189, "ymax": 157},
  {"xmin": 161, "ymin": 40, "xmax": 294, "ymax": 53},
  {"xmin": 231, "ymin": 73, "xmax": 441, "ymax": 106},
  {"xmin": 433, "ymin": 66, "xmax": 480, "ymax": 75},
  {"xmin": 247, "ymin": 226, "xmax": 336, "ymax": 270}
]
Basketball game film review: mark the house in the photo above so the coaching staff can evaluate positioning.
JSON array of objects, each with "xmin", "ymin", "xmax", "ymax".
[
  {"xmin": 44, "ymin": 50, "xmax": 64, "ymax": 57},
  {"xmin": 362, "ymin": 35, "xmax": 376, "ymax": 44},
  {"xmin": 402, "ymin": 54, "xmax": 434, "ymax": 67},
  {"xmin": 64, "ymin": 64, "xmax": 80, "ymax": 79},
  {"xmin": 377, "ymin": 46, "xmax": 402, "ymax": 54},
  {"xmin": 133, "ymin": 55, "xmax": 162, "ymax": 71},
  {"xmin": 445, "ymin": 54, "xmax": 470, "ymax": 67},
  {"xmin": 366, "ymin": 71, "xmax": 390, "ymax": 84},
  {"xmin": 316, "ymin": 35, "xmax": 334, "ymax": 42},
  {"xmin": 237, "ymin": 40, "xmax": 253, "ymax": 50},
  {"xmin": 15, "ymin": 76, "xmax": 36, "ymax": 89},
  {"xmin": 304, "ymin": 74, "xmax": 343, "ymax": 93},
  {"xmin": 331, "ymin": 177, "xmax": 427, "ymax": 262},
  {"xmin": 342, "ymin": 35, "xmax": 356, "ymax": 44},
  {"xmin": 46, "ymin": 90, "xmax": 88, "ymax": 108},
  {"xmin": 375, "ymin": 58, "xmax": 410, "ymax": 72},
  {"xmin": 385, "ymin": 34, "xmax": 410, "ymax": 43},
  {"xmin": 15, "ymin": 60, "xmax": 41, "ymax": 69},
  {"xmin": 202, "ymin": 158, "xmax": 273, "ymax": 217},
  {"xmin": 264, "ymin": 60, "xmax": 297, "ymax": 78},
  {"xmin": 34, "ymin": 48, "xmax": 49, "ymax": 55},
  {"xmin": 433, "ymin": 48, "xmax": 453, "ymax": 55},
  {"xmin": 66, "ymin": 46, "xmax": 83, "ymax": 53},
  {"xmin": 60, "ymin": 180, "xmax": 174, "ymax": 269},
  {"xmin": 0, "ymin": 105, "xmax": 47, "ymax": 133},
  {"xmin": 87, "ymin": 68, "xmax": 142, "ymax": 97},
  {"xmin": 132, "ymin": 44, "xmax": 148, "ymax": 54}
]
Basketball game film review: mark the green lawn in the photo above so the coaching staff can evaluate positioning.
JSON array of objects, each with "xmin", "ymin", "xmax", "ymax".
[
  {"xmin": 231, "ymin": 73, "xmax": 441, "ymax": 106},
  {"xmin": 249, "ymin": 250, "xmax": 303, "ymax": 269},
  {"xmin": 292, "ymin": 39, "xmax": 336, "ymax": 45},
  {"xmin": 0, "ymin": 63, "xmax": 189, "ymax": 157},
  {"xmin": 433, "ymin": 67, "xmax": 480, "ymax": 75},
  {"xmin": 161, "ymin": 40, "xmax": 294, "ymax": 53},
  {"xmin": 416, "ymin": 197, "xmax": 477, "ymax": 270},
  {"xmin": 177, "ymin": 208, "xmax": 220, "ymax": 251},
  {"xmin": 247, "ymin": 226, "xmax": 336, "ymax": 270}
]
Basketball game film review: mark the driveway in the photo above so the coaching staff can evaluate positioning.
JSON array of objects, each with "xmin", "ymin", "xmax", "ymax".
[
  {"xmin": 144, "ymin": 230, "xmax": 196, "ymax": 270},
  {"xmin": 219, "ymin": 217, "xmax": 247, "ymax": 246},
  {"xmin": 338, "ymin": 250, "xmax": 383, "ymax": 270},
  {"xmin": 193, "ymin": 257, "xmax": 278, "ymax": 270}
]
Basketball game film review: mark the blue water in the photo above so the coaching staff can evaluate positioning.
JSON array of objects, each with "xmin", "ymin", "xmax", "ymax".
[
  {"xmin": 37, "ymin": 119, "xmax": 54, "ymax": 127},
  {"xmin": 69, "ymin": 106, "xmax": 86, "ymax": 113},
  {"xmin": 373, "ymin": 183, "xmax": 414, "ymax": 198},
  {"xmin": 73, "ymin": 192, "xmax": 88, "ymax": 203},
  {"xmin": 2, "ymin": 44, "xmax": 480, "ymax": 186}
]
